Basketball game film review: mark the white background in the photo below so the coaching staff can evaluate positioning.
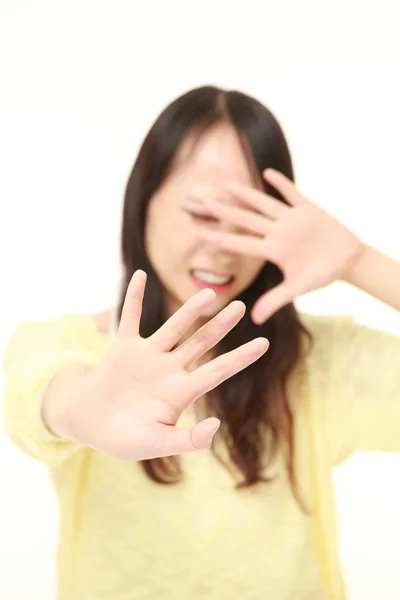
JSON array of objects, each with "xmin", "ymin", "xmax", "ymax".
[{"xmin": 1, "ymin": 1, "xmax": 400, "ymax": 598}]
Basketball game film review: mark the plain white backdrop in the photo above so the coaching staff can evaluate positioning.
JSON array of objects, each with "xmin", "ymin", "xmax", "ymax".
[{"xmin": 1, "ymin": 1, "xmax": 400, "ymax": 598}]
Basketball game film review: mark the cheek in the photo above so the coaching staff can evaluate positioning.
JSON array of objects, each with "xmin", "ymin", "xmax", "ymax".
[{"xmin": 145, "ymin": 206, "xmax": 198, "ymax": 274}]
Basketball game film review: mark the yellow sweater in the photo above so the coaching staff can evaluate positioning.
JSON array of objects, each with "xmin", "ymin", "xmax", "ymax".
[{"xmin": 3, "ymin": 313, "xmax": 400, "ymax": 600}]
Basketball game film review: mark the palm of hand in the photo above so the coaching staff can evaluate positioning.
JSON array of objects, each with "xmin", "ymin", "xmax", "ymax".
[
  {"xmin": 74, "ymin": 340, "xmax": 190, "ymax": 459},
  {"xmin": 200, "ymin": 169, "xmax": 363, "ymax": 323},
  {"xmin": 66, "ymin": 272, "xmax": 268, "ymax": 460},
  {"xmin": 265, "ymin": 201, "xmax": 362, "ymax": 294}
]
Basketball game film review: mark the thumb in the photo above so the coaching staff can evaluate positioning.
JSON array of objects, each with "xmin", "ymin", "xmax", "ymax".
[
  {"xmin": 251, "ymin": 283, "xmax": 295, "ymax": 324},
  {"xmin": 162, "ymin": 417, "xmax": 221, "ymax": 455}
]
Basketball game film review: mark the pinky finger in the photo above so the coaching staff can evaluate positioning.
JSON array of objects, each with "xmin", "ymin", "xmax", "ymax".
[{"xmin": 191, "ymin": 337, "xmax": 269, "ymax": 397}]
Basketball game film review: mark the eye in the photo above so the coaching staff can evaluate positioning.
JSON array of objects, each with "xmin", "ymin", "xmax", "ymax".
[
  {"xmin": 183, "ymin": 209, "xmax": 218, "ymax": 225},
  {"xmin": 191, "ymin": 213, "xmax": 218, "ymax": 224}
]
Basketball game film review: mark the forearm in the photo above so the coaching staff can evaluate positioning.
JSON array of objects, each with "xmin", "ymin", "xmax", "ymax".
[
  {"xmin": 42, "ymin": 363, "xmax": 91, "ymax": 440},
  {"xmin": 343, "ymin": 244, "xmax": 400, "ymax": 311}
]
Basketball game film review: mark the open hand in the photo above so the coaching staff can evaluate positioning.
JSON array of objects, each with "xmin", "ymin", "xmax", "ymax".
[
  {"xmin": 66, "ymin": 270, "xmax": 269, "ymax": 460},
  {"xmin": 199, "ymin": 169, "xmax": 364, "ymax": 323}
]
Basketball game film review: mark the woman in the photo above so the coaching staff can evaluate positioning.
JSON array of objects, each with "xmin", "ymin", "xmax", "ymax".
[{"xmin": 4, "ymin": 85, "xmax": 400, "ymax": 600}]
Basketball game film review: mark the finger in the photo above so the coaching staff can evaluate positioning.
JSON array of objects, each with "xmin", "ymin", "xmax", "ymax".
[
  {"xmin": 173, "ymin": 300, "xmax": 246, "ymax": 369},
  {"xmin": 150, "ymin": 288, "xmax": 216, "ymax": 351},
  {"xmin": 205, "ymin": 200, "xmax": 271, "ymax": 236},
  {"xmin": 251, "ymin": 282, "xmax": 295, "ymax": 324},
  {"xmin": 118, "ymin": 270, "xmax": 147, "ymax": 339},
  {"xmin": 225, "ymin": 180, "xmax": 288, "ymax": 220},
  {"xmin": 160, "ymin": 418, "xmax": 221, "ymax": 455},
  {"xmin": 263, "ymin": 169, "xmax": 305, "ymax": 206},
  {"xmin": 191, "ymin": 337, "xmax": 269, "ymax": 397},
  {"xmin": 200, "ymin": 230, "xmax": 267, "ymax": 259}
]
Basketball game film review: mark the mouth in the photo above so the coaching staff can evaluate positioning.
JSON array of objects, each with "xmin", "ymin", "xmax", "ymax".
[{"xmin": 190, "ymin": 269, "xmax": 235, "ymax": 293}]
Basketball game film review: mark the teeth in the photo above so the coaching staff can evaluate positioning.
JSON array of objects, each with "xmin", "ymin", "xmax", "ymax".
[{"xmin": 192, "ymin": 269, "xmax": 232, "ymax": 285}]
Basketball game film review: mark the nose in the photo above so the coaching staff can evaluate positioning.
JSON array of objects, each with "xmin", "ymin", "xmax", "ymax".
[
  {"xmin": 196, "ymin": 218, "xmax": 239, "ymax": 265},
  {"xmin": 212, "ymin": 247, "xmax": 234, "ymax": 264},
  {"xmin": 207, "ymin": 242, "xmax": 236, "ymax": 269}
]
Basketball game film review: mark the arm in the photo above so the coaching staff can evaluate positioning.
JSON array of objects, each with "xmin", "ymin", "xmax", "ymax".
[
  {"xmin": 200, "ymin": 170, "xmax": 400, "ymax": 322},
  {"xmin": 329, "ymin": 315, "xmax": 400, "ymax": 459},
  {"xmin": 41, "ymin": 310, "xmax": 111, "ymax": 439},
  {"xmin": 3, "ymin": 317, "xmax": 101, "ymax": 464},
  {"xmin": 343, "ymin": 244, "xmax": 400, "ymax": 311},
  {"xmin": 42, "ymin": 363, "xmax": 91, "ymax": 440},
  {"xmin": 4, "ymin": 274, "xmax": 269, "ymax": 463}
]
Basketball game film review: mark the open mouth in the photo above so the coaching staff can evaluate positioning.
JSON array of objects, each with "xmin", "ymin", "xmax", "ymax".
[{"xmin": 190, "ymin": 269, "xmax": 235, "ymax": 292}]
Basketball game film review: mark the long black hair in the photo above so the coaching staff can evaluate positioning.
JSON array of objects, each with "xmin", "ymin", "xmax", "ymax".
[{"xmin": 118, "ymin": 86, "xmax": 311, "ymax": 508}]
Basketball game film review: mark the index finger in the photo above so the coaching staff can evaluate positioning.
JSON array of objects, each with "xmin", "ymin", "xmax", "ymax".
[
  {"xmin": 263, "ymin": 169, "xmax": 306, "ymax": 206},
  {"xmin": 225, "ymin": 181, "xmax": 288, "ymax": 220},
  {"xmin": 200, "ymin": 230, "xmax": 267, "ymax": 259},
  {"xmin": 205, "ymin": 200, "xmax": 271, "ymax": 237}
]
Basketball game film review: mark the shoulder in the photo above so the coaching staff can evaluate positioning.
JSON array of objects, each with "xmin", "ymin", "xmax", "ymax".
[
  {"xmin": 298, "ymin": 313, "xmax": 356, "ymax": 368},
  {"xmin": 7, "ymin": 309, "xmax": 114, "ymax": 351},
  {"xmin": 91, "ymin": 309, "xmax": 114, "ymax": 335},
  {"xmin": 4, "ymin": 310, "xmax": 114, "ymax": 373},
  {"xmin": 300, "ymin": 312, "xmax": 354, "ymax": 342}
]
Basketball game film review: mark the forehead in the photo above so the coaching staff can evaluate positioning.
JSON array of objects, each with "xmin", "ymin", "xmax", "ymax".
[{"xmin": 164, "ymin": 121, "xmax": 259, "ymax": 207}]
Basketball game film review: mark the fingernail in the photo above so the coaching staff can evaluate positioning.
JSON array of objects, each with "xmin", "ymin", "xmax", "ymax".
[
  {"xmin": 206, "ymin": 421, "xmax": 220, "ymax": 447},
  {"xmin": 206, "ymin": 434, "xmax": 215, "ymax": 448}
]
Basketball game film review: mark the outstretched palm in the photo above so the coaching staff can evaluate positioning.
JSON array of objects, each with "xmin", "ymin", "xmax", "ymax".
[{"xmin": 67, "ymin": 270, "xmax": 269, "ymax": 460}]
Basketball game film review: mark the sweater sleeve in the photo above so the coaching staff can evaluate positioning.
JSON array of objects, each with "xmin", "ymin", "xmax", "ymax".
[
  {"xmin": 328, "ymin": 316, "xmax": 400, "ymax": 459},
  {"xmin": 3, "ymin": 315, "xmax": 108, "ymax": 465}
]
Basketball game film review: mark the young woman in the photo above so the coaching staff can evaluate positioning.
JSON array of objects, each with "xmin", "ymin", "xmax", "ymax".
[{"xmin": 4, "ymin": 85, "xmax": 400, "ymax": 600}]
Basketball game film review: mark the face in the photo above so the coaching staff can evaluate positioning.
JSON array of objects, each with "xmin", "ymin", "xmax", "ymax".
[{"xmin": 145, "ymin": 121, "xmax": 265, "ymax": 320}]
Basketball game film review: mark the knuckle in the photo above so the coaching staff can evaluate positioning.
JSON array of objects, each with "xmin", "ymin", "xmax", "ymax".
[
  {"xmin": 212, "ymin": 359, "xmax": 229, "ymax": 379},
  {"xmin": 195, "ymin": 328, "xmax": 213, "ymax": 348}
]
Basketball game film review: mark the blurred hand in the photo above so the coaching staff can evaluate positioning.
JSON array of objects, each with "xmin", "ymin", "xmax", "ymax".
[{"xmin": 65, "ymin": 270, "xmax": 269, "ymax": 460}]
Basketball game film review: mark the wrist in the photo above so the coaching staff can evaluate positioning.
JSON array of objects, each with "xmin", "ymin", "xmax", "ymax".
[
  {"xmin": 341, "ymin": 242, "xmax": 369, "ymax": 288},
  {"xmin": 41, "ymin": 363, "xmax": 91, "ymax": 441}
]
